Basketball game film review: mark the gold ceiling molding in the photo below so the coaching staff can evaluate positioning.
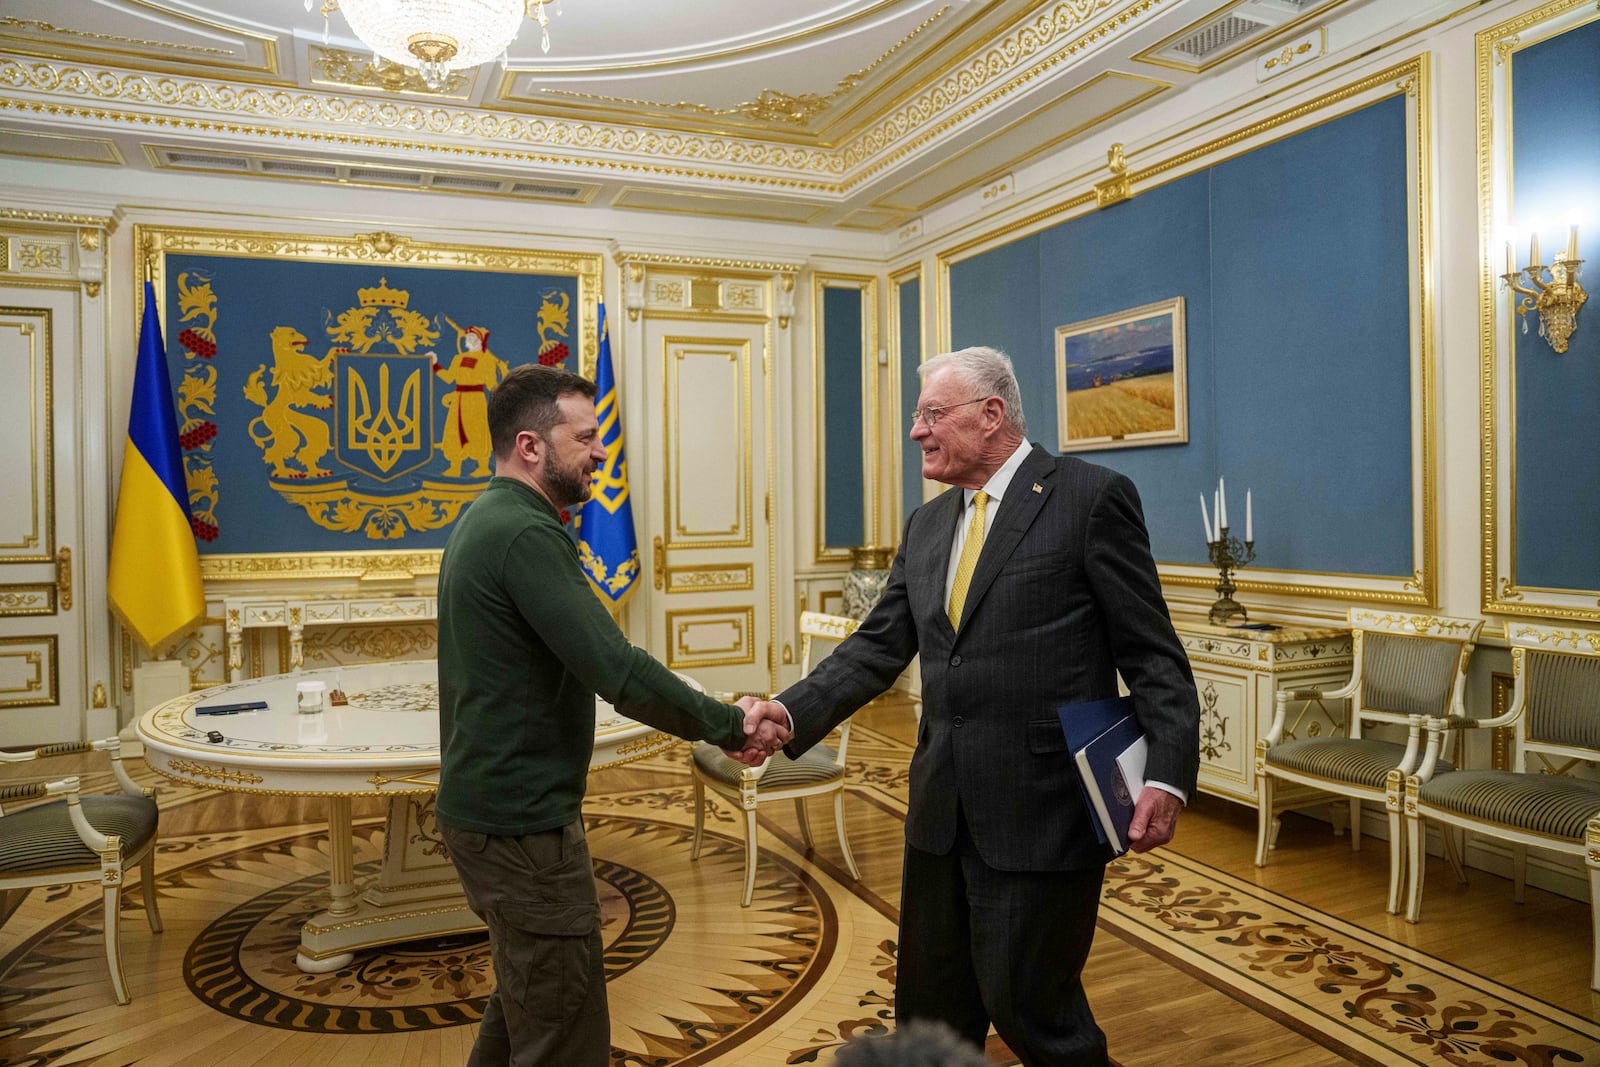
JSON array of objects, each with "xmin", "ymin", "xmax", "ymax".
[
  {"xmin": 0, "ymin": 58, "xmax": 847, "ymax": 185},
  {"xmin": 0, "ymin": 1, "xmax": 1168, "ymax": 200},
  {"xmin": 836, "ymin": 0, "xmax": 1173, "ymax": 189},
  {"xmin": 0, "ymin": 205, "xmax": 114, "ymax": 230},
  {"xmin": 529, "ymin": 10, "xmax": 947, "ymax": 133},
  {"xmin": 0, "ymin": 16, "xmax": 234, "ymax": 57},
  {"xmin": 312, "ymin": 47, "xmax": 472, "ymax": 99},
  {"xmin": 614, "ymin": 251, "xmax": 803, "ymax": 274}
]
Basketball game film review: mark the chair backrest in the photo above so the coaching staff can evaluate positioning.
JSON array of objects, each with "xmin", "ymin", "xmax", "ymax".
[
  {"xmin": 799, "ymin": 611, "xmax": 860, "ymax": 674},
  {"xmin": 1347, "ymin": 609, "xmax": 1483, "ymax": 729},
  {"xmin": 1508, "ymin": 623, "xmax": 1600, "ymax": 764}
]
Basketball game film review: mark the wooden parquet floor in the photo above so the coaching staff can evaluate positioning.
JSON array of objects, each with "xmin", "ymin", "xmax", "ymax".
[{"xmin": 3, "ymin": 696, "xmax": 1599, "ymax": 1066}]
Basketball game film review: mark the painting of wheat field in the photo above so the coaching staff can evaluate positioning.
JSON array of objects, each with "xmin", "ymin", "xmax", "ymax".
[{"xmin": 1055, "ymin": 297, "xmax": 1188, "ymax": 453}]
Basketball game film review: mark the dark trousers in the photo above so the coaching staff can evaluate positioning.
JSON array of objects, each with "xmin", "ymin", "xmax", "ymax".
[
  {"xmin": 440, "ymin": 818, "xmax": 608, "ymax": 1067},
  {"xmin": 896, "ymin": 812, "xmax": 1109, "ymax": 1067}
]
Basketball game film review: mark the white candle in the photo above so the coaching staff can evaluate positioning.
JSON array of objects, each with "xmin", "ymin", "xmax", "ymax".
[
  {"xmin": 1530, "ymin": 231, "xmax": 1540, "ymax": 266},
  {"xmin": 1213, "ymin": 489, "xmax": 1221, "ymax": 538},
  {"xmin": 1246, "ymin": 490, "xmax": 1253, "ymax": 542},
  {"xmin": 1506, "ymin": 241, "xmax": 1515, "ymax": 275},
  {"xmin": 1569, "ymin": 224, "xmax": 1580, "ymax": 262},
  {"xmin": 1218, "ymin": 477, "xmax": 1228, "ymax": 531},
  {"xmin": 1201, "ymin": 494, "xmax": 1213, "ymax": 545}
]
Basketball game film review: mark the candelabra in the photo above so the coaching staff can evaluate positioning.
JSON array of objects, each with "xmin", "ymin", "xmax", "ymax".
[
  {"xmin": 1207, "ymin": 527, "xmax": 1255, "ymax": 626},
  {"xmin": 1502, "ymin": 230, "xmax": 1586, "ymax": 354}
]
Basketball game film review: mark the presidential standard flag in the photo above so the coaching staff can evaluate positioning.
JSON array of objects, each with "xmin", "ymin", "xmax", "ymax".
[
  {"xmin": 108, "ymin": 281, "xmax": 206, "ymax": 651},
  {"xmin": 576, "ymin": 304, "xmax": 641, "ymax": 608}
]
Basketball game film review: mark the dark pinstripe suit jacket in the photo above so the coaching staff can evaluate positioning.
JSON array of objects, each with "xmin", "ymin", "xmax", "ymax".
[{"xmin": 778, "ymin": 444, "xmax": 1200, "ymax": 872}]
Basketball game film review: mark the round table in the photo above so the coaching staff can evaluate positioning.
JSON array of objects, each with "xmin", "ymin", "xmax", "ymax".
[{"xmin": 138, "ymin": 659, "xmax": 683, "ymax": 971}]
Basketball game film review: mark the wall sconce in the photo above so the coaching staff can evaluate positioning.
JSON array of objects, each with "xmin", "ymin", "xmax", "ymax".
[{"xmin": 1502, "ymin": 226, "xmax": 1586, "ymax": 353}]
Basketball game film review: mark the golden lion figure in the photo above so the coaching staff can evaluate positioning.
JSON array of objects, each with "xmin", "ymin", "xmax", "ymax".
[{"xmin": 246, "ymin": 325, "xmax": 336, "ymax": 478}]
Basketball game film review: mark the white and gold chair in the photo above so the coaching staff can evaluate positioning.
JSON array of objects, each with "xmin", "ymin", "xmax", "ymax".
[
  {"xmin": 1255, "ymin": 609, "xmax": 1482, "ymax": 914},
  {"xmin": 1404, "ymin": 622, "xmax": 1600, "ymax": 989},
  {"xmin": 0, "ymin": 737, "xmax": 162, "ymax": 1004},
  {"xmin": 690, "ymin": 611, "xmax": 862, "ymax": 907}
]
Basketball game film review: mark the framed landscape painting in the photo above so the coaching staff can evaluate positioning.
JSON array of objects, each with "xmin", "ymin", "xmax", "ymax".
[{"xmin": 1054, "ymin": 297, "xmax": 1187, "ymax": 452}]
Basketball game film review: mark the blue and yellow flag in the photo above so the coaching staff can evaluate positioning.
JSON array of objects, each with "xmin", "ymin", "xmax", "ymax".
[
  {"xmin": 108, "ymin": 281, "xmax": 206, "ymax": 652},
  {"xmin": 576, "ymin": 304, "xmax": 641, "ymax": 608}
]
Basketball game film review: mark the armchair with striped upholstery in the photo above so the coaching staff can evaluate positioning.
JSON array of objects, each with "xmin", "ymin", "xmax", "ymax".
[
  {"xmin": 1404, "ymin": 621, "xmax": 1600, "ymax": 989},
  {"xmin": 0, "ymin": 737, "xmax": 161, "ymax": 1004},
  {"xmin": 1255, "ymin": 609, "xmax": 1482, "ymax": 914},
  {"xmin": 690, "ymin": 611, "xmax": 862, "ymax": 907}
]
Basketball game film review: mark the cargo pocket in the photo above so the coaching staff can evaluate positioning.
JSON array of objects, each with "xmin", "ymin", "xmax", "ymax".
[{"xmin": 491, "ymin": 896, "xmax": 599, "ymax": 1024}]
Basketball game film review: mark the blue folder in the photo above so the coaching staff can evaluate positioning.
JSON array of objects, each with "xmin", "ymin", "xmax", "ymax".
[{"xmin": 1056, "ymin": 695, "xmax": 1141, "ymax": 849}]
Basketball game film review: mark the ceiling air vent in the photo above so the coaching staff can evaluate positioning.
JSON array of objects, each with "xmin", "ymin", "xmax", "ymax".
[
  {"xmin": 348, "ymin": 167, "xmax": 425, "ymax": 186},
  {"xmin": 509, "ymin": 181, "xmax": 583, "ymax": 200},
  {"xmin": 259, "ymin": 159, "xmax": 339, "ymax": 178},
  {"xmin": 164, "ymin": 150, "xmax": 249, "ymax": 171},
  {"xmin": 430, "ymin": 174, "xmax": 503, "ymax": 192},
  {"xmin": 1173, "ymin": 15, "xmax": 1271, "ymax": 59}
]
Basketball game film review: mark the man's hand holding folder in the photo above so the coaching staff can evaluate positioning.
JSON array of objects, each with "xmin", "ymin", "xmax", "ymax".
[{"xmin": 1057, "ymin": 696, "xmax": 1185, "ymax": 855}]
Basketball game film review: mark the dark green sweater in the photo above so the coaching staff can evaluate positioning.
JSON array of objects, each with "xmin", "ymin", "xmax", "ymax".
[{"xmin": 436, "ymin": 477, "xmax": 745, "ymax": 835}]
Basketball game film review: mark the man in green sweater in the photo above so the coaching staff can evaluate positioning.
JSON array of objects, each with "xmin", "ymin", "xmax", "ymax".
[{"xmin": 436, "ymin": 364, "xmax": 788, "ymax": 1066}]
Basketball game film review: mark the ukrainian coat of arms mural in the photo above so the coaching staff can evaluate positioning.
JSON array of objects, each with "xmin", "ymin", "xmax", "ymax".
[{"xmin": 137, "ymin": 226, "xmax": 600, "ymax": 575}]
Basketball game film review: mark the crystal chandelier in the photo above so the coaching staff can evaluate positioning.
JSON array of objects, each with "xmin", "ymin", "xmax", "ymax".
[{"xmin": 307, "ymin": 0, "xmax": 562, "ymax": 89}]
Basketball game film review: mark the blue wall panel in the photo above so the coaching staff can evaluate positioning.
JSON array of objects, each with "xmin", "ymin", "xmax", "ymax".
[
  {"xmin": 945, "ymin": 95, "xmax": 1415, "ymax": 578},
  {"xmin": 822, "ymin": 285, "xmax": 866, "ymax": 547},
  {"xmin": 1041, "ymin": 174, "xmax": 1215, "ymax": 565},
  {"xmin": 1210, "ymin": 96, "xmax": 1412, "ymax": 575},
  {"xmin": 1511, "ymin": 18, "xmax": 1600, "ymax": 589},
  {"xmin": 898, "ymin": 277, "xmax": 925, "ymax": 524}
]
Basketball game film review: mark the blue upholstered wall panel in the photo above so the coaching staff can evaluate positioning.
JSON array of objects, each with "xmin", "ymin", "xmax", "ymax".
[
  {"xmin": 1038, "ymin": 174, "xmax": 1215, "ymax": 565},
  {"xmin": 1511, "ymin": 18, "xmax": 1600, "ymax": 589},
  {"xmin": 823, "ymin": 285, "xmax": 866, "ymax": 547},
  {"xmin": 1209, "ymin": 96, "xmax": 1412, "ymax": 575},
  {"xmin": 898, "ymin": 277, "xmax": 924, "ymax": 523},
  {"xmin": 944, "ymin": 96, "xmax": 1414, "ymax": 577}
]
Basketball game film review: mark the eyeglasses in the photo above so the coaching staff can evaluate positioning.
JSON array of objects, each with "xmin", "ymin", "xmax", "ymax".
[{"xmin": 909, "ymin": 396, "xmax": 993, "ymax": 430}]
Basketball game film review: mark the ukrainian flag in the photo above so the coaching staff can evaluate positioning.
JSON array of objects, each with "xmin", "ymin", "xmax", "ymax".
[
  {"xmin": 576, "ymin": 304, "xmax": 641, "ymax": 609},
  {"xmin": 108, "ymin": 281, "xmax": 206, "ymax": 652}
]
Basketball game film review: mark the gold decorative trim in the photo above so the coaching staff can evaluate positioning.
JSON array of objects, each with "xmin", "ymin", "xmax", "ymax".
[
  {"xmin": 666, "ymin": 606, "xmax": 757, "ymax": 669},
  {"xmin": 660, "ymin": 335, "xmax": 754, "ymax": 552},
  {"xmin": 1478, "ymin": 0, "xmax": 1600, "ymax": 624},
  {"xmin": 165, "ymin": 758, "xmax": 265, "ymax": 786},
  {"xmin": 616, "ymin": 251, "xmax": 804, "ymax": 275},
  {"xmin": 310, "ymin": 46, "xmax": 472, "ymax": 99},
  {"xmin": 0, "ymin": 635, "xmax": 58, "ymax": 708},
  {"xmin": 888, "ymin": 263, "xmax": 925, "ymax": 534},
  {"xmin": 812, "ymin": 274, "xmax": 879, "ymax": 564},
  {"xmin": 665, "ymin": 564, "xmax": 754, "ymax": 594},
  {"xmin": 0, "ymin": 583, "xmax": 55, "ymax": 616},
  {"xmin": 0, "ymin": 207, "xmax": 113, "ymax": 230},
  {"xmin": 0, "ymin": 15, "xmax": 232, "ymax": 57},
  {"xmin": 0, "ymin": 307, "xmax": 56, "ymax": 563}
]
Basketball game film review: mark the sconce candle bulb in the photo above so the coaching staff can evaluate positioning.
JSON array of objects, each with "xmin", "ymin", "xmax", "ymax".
[{"xmin": 1502, "ymin": 224, "xmax": 1586, "ymax": 353}]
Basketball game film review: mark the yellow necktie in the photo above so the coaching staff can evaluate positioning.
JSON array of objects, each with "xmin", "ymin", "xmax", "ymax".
[{"xmin": 947, "ymin": 490, "xmax": 989, "ymax": 629}]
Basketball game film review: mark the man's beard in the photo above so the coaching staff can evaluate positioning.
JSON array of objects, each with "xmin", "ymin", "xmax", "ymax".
[{"xmin": 544, "ymin": 451, "xmax": 593, "ymax": 509}]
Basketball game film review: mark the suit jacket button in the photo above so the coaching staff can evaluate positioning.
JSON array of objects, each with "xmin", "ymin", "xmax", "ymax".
[
  {"xmin": 953, "ymin": 715, "xmax": 964, "ymax": 727},
  {"xmin": 950, "ymin": 654, "xmax": 962, "ymax": 667}
]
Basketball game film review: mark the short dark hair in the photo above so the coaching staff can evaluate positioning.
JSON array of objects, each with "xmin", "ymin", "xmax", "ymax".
[
  {"xmin": 488, "ymin": 364, "xmax": 597, "ymax": 459},
  {"xmin": 833, "ymin": 1020, "xmax": 989, "ymax": 1067}
]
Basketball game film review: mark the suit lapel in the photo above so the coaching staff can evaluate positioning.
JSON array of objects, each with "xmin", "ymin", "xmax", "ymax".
[
  {"xmin": 955, "ymin": 445, "xmax": 1056, "ymax": 636},
  {"xmin": 916, "ymin": 488, "xmax": 965, "ymax": 634}
]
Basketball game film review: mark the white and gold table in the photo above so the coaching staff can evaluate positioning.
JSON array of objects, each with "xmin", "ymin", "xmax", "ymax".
[{"xmin": 137, "ymin": 659, "xmax": 682, "ymax": 972}]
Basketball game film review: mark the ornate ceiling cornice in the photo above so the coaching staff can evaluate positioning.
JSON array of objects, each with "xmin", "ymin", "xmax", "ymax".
[{"xmin": 0, "ymin": 0, "xmax": 1173, "ymax": 202}]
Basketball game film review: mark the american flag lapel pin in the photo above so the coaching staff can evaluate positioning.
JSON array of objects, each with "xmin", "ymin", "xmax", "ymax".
[{"xmin": 1031, "ymin": 482, "xmax": 1042, "ymax": 493}]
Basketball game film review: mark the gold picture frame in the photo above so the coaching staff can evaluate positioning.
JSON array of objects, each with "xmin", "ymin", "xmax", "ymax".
[{"xmin": 1054, "ymin": 297, "xmax": 1187, "ymax": 453}]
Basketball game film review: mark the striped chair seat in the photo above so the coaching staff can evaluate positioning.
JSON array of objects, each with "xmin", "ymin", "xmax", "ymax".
[
  {"xmin": 692, "ymin": 742, "xmax": 844, "ymax": 788},
  {"xmin": 0, "ymin": 795, "xmax": 159, "ymax": 876},
  {"xmin": 1265, "ymin": 737, "xmax": 1449, "ymax": 789},
  {"xmin": 1417, "ymin": 770, "xmax": 1600, "ymax": 842}
]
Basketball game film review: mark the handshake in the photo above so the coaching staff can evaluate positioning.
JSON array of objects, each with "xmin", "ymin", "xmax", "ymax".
[{"xmin": 724, "ymin": 695, "xmax": 791, "ymax": 768}]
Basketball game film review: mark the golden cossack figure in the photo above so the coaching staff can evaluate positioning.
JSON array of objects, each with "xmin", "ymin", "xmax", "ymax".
[{"xmin": 430, "ymin": 322, "xmax": 508, "ymax": 478}]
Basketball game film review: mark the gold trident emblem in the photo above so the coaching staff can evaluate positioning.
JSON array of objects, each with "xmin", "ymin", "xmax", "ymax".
[{"xmin": 347, "ymin": 362, "xmax": 422, "ymax": 472}]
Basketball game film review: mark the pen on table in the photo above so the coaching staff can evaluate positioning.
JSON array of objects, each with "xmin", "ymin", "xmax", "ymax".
[{"xmin": 195, "ymin": 701, "xmax": 269, "ymax": 716}]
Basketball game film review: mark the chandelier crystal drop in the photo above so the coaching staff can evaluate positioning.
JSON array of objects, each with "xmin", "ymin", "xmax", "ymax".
[{"xmin": 314, "ymin": 0, "xmax": 560, "ymax": 90}]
